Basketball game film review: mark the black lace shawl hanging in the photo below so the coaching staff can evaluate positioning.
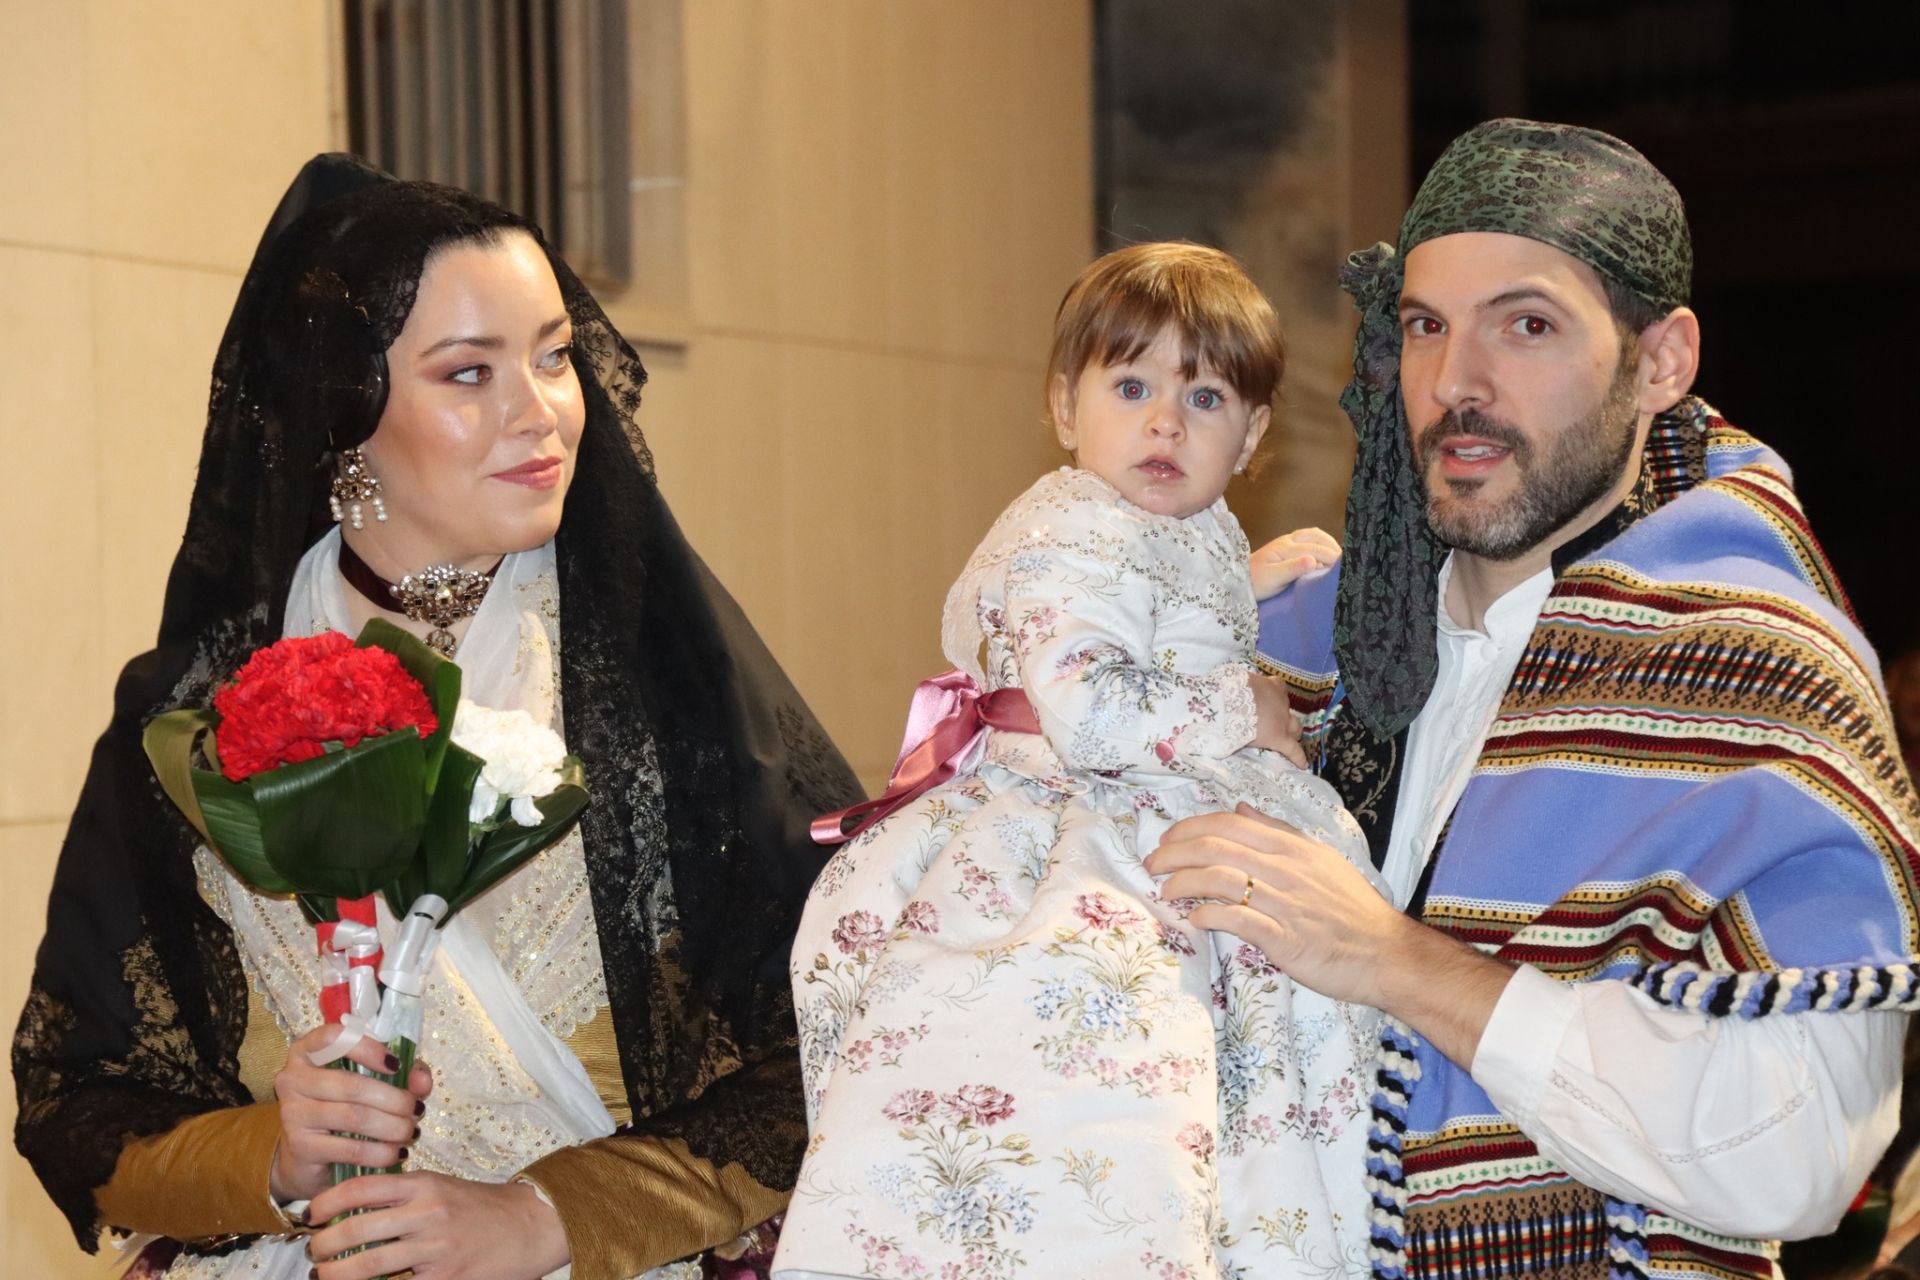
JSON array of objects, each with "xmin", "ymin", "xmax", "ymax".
[{"xmin": 11, "ymin": 154, "xmax": 863, "ymax": 1251}]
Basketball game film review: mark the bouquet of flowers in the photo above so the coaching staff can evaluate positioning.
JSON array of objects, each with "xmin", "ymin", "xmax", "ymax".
[{"xmin": 143, "ymin": 619, "xmax": 588, "ymax": 1186}]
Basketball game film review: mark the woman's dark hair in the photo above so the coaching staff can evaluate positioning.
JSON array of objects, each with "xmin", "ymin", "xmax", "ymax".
[{"xmin": 240, "ymin": 166, "xmax": 531, "ymax": 462}]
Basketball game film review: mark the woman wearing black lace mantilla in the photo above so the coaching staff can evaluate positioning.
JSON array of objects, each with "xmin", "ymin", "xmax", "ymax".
[{"xmin": 11, "ymin": 154, "xmax": 863, "ymax": 1280}]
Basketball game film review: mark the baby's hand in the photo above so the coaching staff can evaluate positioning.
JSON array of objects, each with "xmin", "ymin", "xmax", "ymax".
[
  {"xmin": 1249, "ymin": 673, "xmax": 1307, "ymax": 769},
  {"xmin": 1249, "ymin": 527, "xmax": 1340, "ymax": 600}
]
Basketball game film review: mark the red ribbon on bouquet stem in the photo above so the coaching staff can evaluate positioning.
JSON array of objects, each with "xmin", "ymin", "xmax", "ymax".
[
  {"xmin": 812, "ymin": 670, "xmax": 1039, "ymax": 845},
  {"xmin": 316, "ymin": 895, "xmax": 383, "ymax": 1026}
]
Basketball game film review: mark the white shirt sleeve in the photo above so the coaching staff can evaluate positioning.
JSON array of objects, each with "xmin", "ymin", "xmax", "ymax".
[{"xmin": 1472, "ymin": 963, "xmax": 1905, "ymax": 1240}]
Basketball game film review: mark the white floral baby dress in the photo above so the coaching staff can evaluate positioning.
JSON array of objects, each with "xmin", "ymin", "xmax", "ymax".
[{"xmin": 773, "ymin": 468, "xmax": 1381, "ymax": 1280}]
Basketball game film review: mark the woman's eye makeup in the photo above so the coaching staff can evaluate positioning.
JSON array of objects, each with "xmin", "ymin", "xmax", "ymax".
[{"xmin": 441, "ymin": 342, "xmax": 574, "ymax": 383}]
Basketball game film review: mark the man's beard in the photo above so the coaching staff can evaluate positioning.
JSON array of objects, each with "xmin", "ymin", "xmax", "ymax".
[{"xmin": 1414, "ymin": 353, "xmax": 1641, "ymax": 562}]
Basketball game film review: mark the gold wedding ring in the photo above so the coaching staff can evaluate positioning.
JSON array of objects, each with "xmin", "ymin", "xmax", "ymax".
[{"xmin": 1238, "ymin": 873, "xmax": 1255, "ymax": 907}]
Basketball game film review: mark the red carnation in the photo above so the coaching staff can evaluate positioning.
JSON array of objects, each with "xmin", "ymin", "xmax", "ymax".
[{"xmin": 212, "ymin": 632, "xmax": 438, "ymax": 781}]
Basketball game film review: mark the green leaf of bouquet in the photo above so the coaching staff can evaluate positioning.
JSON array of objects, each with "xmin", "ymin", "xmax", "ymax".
[
  {"xmin": 353, "ymin": 618, "xmax": 461, "ymax": 787},
  {"xmin": 250, "ymin": 727, "xmax": 428, "ymax": 900},
  {"xmin": 189, "ymin": 770, "xmax": 302, "ymax": 895},
  {"xmin": 389, "ymin": 741, "xmax": 488, "ymax": 915},
  {"xmin": 142, "ymin": 709, "xmax": 219, "ymax": 844},
  {"xmin": 446, "ymin": 758, "xmax": 589, "ymax": 915},
  {"xmin": 384, "ymin": 866, "xmax": 423, "ymax": 920}
]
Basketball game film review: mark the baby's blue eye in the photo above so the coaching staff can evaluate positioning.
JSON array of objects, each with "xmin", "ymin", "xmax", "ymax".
[
  {"xmin": 1190, "ymin": 388, "xmax": 1222, "ymax": 410},
  {"xmin": 1117, "ymin": 378, "xmax": 1147, "ymax": 401}
]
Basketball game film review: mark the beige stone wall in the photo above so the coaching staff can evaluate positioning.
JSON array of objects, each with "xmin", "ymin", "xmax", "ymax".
[
  {"xmin": 641, "ymin": 0, "xmax": 1092, "ymax": 786},
  {"xmin": 1, "ymin": 3, "xmax": 342, "ymax": 1271},
  {"xmin": 0, "ymin": 0, "xmax": 1090, "ymax": 1270}
]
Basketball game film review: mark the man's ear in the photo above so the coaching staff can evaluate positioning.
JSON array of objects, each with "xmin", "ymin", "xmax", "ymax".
[
  {"xmin": 1049, "ymin": 373, "xmax": 1077, "ymax": 451},
  {"xmin": 1636, "ymin": 306, "xmax": 1701, "ymax": 415}
]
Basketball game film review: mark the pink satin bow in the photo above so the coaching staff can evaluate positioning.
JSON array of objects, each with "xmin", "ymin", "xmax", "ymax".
[{"xmin": 812, "ymin": 670, "xmax": 1040, "ymax": 845}]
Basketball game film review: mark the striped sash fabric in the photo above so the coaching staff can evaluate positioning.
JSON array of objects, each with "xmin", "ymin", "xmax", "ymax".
[{"xmin": 1260, "ymin": 400, "xmax": 1920, "ymax": 1280}]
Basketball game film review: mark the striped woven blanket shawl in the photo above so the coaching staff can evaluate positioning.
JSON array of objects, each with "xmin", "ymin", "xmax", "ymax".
[{"xmin": 1257, "ymin": 402, "xmax": 1920, "ymax": 1280}]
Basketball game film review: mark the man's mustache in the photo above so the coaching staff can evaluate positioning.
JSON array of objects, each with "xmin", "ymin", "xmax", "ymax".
[{"xmin": 1414, "ymin": 409, "xmax": 1531, "ymax": 464}]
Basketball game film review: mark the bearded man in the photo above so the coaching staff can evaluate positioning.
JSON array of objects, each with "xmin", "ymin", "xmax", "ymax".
[{"xmin": 1148, "ymin": 119, "xmax": 1920, "ymax": 1279}]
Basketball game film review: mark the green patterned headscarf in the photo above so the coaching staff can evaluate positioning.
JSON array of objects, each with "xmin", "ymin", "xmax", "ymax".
[{"xmin": 1334, "ymin": 118, "xmax": 1692, "ymax": 737}]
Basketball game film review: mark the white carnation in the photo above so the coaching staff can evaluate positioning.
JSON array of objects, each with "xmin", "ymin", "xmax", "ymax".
[{"xmin": 450, "ymin": 701, "xmax": 568, "ymax": 827}]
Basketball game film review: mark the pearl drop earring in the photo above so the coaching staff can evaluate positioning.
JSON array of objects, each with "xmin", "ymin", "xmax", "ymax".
[{"xmin": 329, "ymin": 447, "xmax": 388, "ymax": 529}]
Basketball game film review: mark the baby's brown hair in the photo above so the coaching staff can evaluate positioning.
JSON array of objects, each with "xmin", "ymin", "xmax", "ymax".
[{"xmin": 1045, "ymin": 242, "xmax": 1285, "ymax": 428}]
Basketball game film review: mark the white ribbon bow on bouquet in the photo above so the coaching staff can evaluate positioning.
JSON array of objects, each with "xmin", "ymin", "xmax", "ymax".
[{"xmin": 307, "ymin": 894, "xmax": 449, "ymax": 1067}]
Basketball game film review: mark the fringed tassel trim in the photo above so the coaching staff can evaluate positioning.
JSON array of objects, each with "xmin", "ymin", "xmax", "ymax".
[
  {"xmin": 1605, "ymin": 1198, "xmax": 1651, "ymax": 1280},
  {"xmin": 1367, "ymin": 1017, "xmax": 1421, "ymax": 1280},
  {"xmin": 1376, "ymin": 959, "xmax": 1897, "ymax": 1280},
  {"xmin": 1629, "ymin": 961, "xmax": 1920, "ymax": 1018}
]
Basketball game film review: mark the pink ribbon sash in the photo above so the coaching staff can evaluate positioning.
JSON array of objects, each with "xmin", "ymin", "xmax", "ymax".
[{"xmin": 812, "ymin": 670, "xmax": 1040, "ymax": 845}]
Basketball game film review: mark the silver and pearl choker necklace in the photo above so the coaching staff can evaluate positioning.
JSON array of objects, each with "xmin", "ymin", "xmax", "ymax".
[{"xmin": 337, "ymin": 537, "xmax": 503, "ymax": 656}]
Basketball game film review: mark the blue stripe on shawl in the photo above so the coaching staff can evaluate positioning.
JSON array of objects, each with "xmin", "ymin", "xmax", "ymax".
[
  {"xmin": 1438, "ymin": 768, "xmax": 1915, "ymax": 969},
  {"xmin": 1257, "ymin": 562, "xmax": 1342, "ymax": 683}
]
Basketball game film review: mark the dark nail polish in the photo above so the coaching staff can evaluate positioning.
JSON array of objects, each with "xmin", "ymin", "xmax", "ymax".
[
  {"xmin": 383, "ymin": 1053, "xmax": 400, "ymax": 1072},
  {"xmin": 411, "ymin": 1125, "xmax": 421, "ymax": 1141},
  {"xmin": 413, "ymin": 1099, "xmax": 425, "ymax": 1117},
  {"xmin": 398, "ymin": 1147, "xmax": 409, "ymax": 1161}
]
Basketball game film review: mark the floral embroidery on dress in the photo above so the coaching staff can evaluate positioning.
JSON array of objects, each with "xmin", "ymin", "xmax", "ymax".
[
  {"xmin": 776, "ymin": 469, "xmax": 1378, "ymax": 1279},
  {"xmin": 862, "ymin": 1085, "xmax": 1039, "ymax": 1279},
  {"xmin": 1028, "ymin": 893, "xmax": 1202, "ymax": 1094}
]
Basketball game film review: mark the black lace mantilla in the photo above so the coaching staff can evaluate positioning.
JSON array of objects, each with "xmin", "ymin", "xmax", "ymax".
[{"xmin": 12, "ymin": 154, "xmax": 862, "ymax": 1252}]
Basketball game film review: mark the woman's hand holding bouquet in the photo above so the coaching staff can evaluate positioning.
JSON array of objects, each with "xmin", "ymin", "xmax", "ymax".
[
  {"xmin": 271, "ymin": 1028, "xmax": 433, "ymax": 1207},
  {"xmin": 143, "ymin": 619, "xmax": 588, "ymax": 1269}
]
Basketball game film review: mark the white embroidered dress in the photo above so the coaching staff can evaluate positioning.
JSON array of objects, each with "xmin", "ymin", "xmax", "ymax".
[
  {"xmin": 774, "ymin": 469, "xmax": 1379, "ymax": 1280},
  {"xmin": 164, "ymin": 528, "xmax": 663, "ymax": 1280}
]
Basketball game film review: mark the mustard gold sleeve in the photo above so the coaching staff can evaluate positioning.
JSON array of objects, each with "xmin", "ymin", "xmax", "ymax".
[
  {"xmin": 95, "ymin": 1099, "xmax": 289, "ymax": 1241},
  {"xmin": 518, "ymin": 1134, "xmax": 788, "ymax": 1280}
]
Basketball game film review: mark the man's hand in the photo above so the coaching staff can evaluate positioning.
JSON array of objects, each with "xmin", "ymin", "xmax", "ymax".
[
  {"xmin": 1249, "ymin": 527, "xmax": 1340, "ymax": 601},
  {"xmin": 1145, "ymin": 804, "xmax": 1515, "ymax": 1069}
]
